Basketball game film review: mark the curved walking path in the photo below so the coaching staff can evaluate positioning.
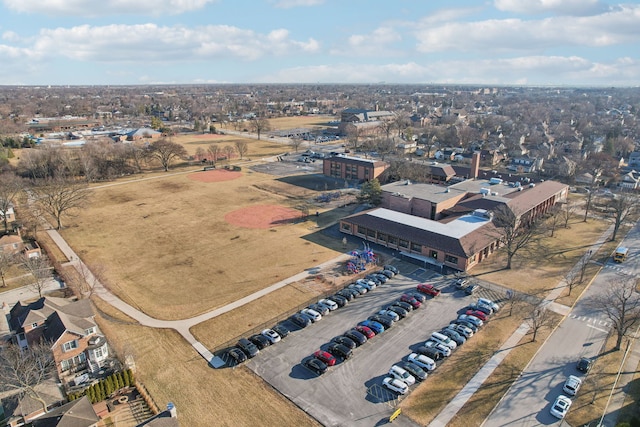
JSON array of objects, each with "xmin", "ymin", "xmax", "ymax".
[{"xmin": 45, "ymin": 226, "xmax": 350, "ymax": 367}]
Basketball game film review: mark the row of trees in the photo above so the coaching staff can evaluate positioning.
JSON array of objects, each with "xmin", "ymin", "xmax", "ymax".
[
  {"xmin": 67, "ymin": 369, "xmax": 135, "ymax": 403},
  {"xmin": 194, "ymin": 141, "xmax": 249, "ymax": 164}
]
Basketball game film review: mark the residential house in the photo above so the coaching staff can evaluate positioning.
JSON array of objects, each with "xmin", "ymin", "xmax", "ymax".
[
  {"xmin": 31, "ymin": 396, "xmax": 99, "ymax": 427},
  {"xmin": 507, "ymin": 155, "xmax": 542, "ymax": 173},
  {"xmin": 322, "ymin": 155, "xmax": 388, "ymax": 182},
  {"xmin": 8, "ymin": 297, "xmax": 110, "ymax": 382},
  {"xmin": 1, "ymin": 201, "xmax": 16, "ymax": 224},
  {"xmin": 478, "ymin": 149, "xmax": 506, "ymax": 167},
  {"xmin": 1, "ymin": 379, "xmax": 65, "ymax": 427},
  {"xmin": 136, "ymin": 403, "xmax": 180, "ymax": 427},
  {"xmin": 628, "ymin": 152, "xmax": 640, "ymax": 169},
  {"xmin": 619, "ymin": 171, "xmax": 640, "ymax": 190},
  {"xmin": 338, "ymin": 108, "xmax": 394, "ymax": 136},
  {"xmin": 543, "ymin": 156, "xmax": 576, "ymax": 178},
  {"xmin": 0, "ymin": 233, "xmax": 42, "ymax": 258}
]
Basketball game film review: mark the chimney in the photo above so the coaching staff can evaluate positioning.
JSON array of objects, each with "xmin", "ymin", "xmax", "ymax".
[
  {"xmin": 470, "ymin": 151, "xmax": 480, "ymax": 179},
  {"xmin": 167, "ymin": 402, "xmax": 177, "ymax": 418}
]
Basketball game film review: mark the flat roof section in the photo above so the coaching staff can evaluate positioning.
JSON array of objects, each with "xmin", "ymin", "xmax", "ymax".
[{"xmin": 381, "ymin": 181, "xmax": 467, "ymax": 203}]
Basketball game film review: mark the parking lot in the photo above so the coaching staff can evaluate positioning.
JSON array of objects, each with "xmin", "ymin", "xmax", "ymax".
[{"xmin": 244, "ymin": 266, "xmax": 506, "ymax": 427}]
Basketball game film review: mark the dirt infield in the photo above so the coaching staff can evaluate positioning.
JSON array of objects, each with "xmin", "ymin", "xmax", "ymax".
[
  {"xmin": 225, "ymin": 205, "xmax": 302, "ymax": 229},
  {"xmin": 188, "ymin": 169, "xmax": 242, "ymax": 183}
]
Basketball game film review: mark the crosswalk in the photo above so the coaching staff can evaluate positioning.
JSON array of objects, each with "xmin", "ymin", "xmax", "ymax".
[
  {"xmin": 604, "ymin": 263, "xmax": 637, "ymax": 277},
  {"xmin": 567, "ymin": 313, "xmax": 611, "ymax": 332}
]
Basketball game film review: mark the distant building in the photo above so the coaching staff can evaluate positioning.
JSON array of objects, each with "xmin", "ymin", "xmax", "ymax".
[{"xmin": 322, "ymin": 155, "xmax": 388, "ymax": 182}]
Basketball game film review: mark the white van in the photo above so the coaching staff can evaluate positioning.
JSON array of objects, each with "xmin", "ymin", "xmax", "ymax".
[
  {"xmin": 430, "ymin": 332, "xmax": 457, "ymax": 350},
  {"xmin": 388, "ymin": 365, "xmax": 415, "ymax": 386}
]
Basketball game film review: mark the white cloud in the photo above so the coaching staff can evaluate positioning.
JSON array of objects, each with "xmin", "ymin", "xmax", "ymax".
[
  {"xmin": 494, "ymin": 0, "xmax": 606, "ymax": 16},
  {"xmin": 2, "ymin": 30, "xmax": 20, "ymax": 42},
  {"xmin": 28, "ymin": 23, "xmax": 319, "ymax": 62},
  {"xmin": 2, "ymin": 0, "xmax": 217, "ymax": 16},
  {"xmin": 272, "ymin": 0, "xmax": 323, "ymax": 9},
  {"xmin": 330, "ymin": 26, "xmax": 403, "ymax": 57},
  {"xmin": 414, "ymin": 5, "xmax": 640, "ymax": 53}
]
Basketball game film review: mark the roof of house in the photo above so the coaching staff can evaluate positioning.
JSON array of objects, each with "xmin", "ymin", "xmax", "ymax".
[
  {"xmin": 1, "ymin": 379, "xmax": 65, "ymax": 424},
  {"xmin": 324, "ymin": 155, "xmax": 387, "ymax": 167},
  {"xmin": 135, "ymin": 409, "xmax": 180, "ymax": 427},
  {"xmin": 31, "ymin": 396, "xmax": 99, "ymax": 427},
  {"xmin": 503, "ymin": 180, "xmax": 568, "ymax": 217}
]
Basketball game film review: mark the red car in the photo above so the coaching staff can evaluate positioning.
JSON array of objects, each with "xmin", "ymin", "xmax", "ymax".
[
  {"xmin": 313, "ymin": 350, "xmax": 337, "ymax": 366},
  {"xmin": 465, "ymin": 309, "xmax": 488, "ymax": 322},
  {"xmin": 417, "ymin": 283, "xmax": 441, "ymax": 297},
  {"xmin": 400, "ymin": 294, "xmax": 421, "ymax": 309},
  {"xmin": 355, "ymin": 325, "xmax": 375, "ymax": 339}
]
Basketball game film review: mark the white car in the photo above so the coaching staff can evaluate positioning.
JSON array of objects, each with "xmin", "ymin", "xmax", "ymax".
[
  {"xmin": 300, "ymin": 308, "xmax": 322, "ymax": 322},
  {"xmin": 550, "ymin": 395, "xmax": 572, "ymax": 419},
  {"xmin": 562, "ymin": 375, "xmax": 582, "ymax": 396},
  {"xmin": 347, "ymin": 283, "xmax": 367, "ymax": 294},
  {"xmin": 261, "ymin": 329, "xmax": 281, "ymax": 344},
  {"xmin": 423, "ymin": 340, "xmax": 452, "ymax": 357},
  {"xmin": 408, "ymin": 353, "xmax": 436, "ymax": 371},
  {"xmin": 318, "ymin": 298, "xmax": 338, "ymax": 311},
  {"xmin": 478, "ymin": 297, "xmax": 500, "ymax": 313},
  {"xmin": 446, "ymin": 323, "xmax": 473, "ymax": 338},
  {"xmin": 458, "ymin": 314, "xmax": 483, "ymax": 327},
  {"xmin": 388, "ymin": 365, "xmax": 415, "ymax": 386},
  {"xmin": 382, "ymin": 377, "xmax": 408, "ymax": 395},
  {"xmin": 356, "ymin": 279, "xmax": 376, "ymax": 290},
  {"xmin": 377, "ymin": 309, "xmax": 400, "ymax": 322}
]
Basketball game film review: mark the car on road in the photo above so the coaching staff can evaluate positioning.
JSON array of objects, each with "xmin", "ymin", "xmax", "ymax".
[
  {"xmin": 332, "ymin": 335, "xmax": 356, "ymax": 349},
  {"xmin": 400, "ymin": 294, "xmax": 421, "ymax": 309},
  {"xmin": 249, "ymin": 334, "xmax": 271, "ymax": 350},
  {"xmin": 308, "ymin": 303, "xmax": 330, "ymax": 316},
  {"xmin": 313, "ymin": 350, "xmax": 337, "ymax": 367},
  {"xmin": 355, "ymin": 325, "xmax": 376, "ymax": 339},
  {"xmin": 261, "ymin": 329, "xmax": 281, "ymax": 344},
  {"xmin": 301, "ymin": 308, "xmax": 322, "ymax": 322},
  {"xmin": 237, "ymin": 338, "xmax": 259, "ymax": 358},
  {"xmin": 303, "ymin": 357, "xmax": 328, "ymax": 375},
  {"xmin": 358, "ymin": 320, "xmax": 384, "ymax": 334},
  {"xmin": 326, "ymin": 343, "xmax": 352, "ymax": 360},
  {"xmin": 439, "ymin": 328, "xmax": 466, "ymax": 345},
  {"xmin": 417, "ymin": 283, "xmax": 441, "ymax": 297},
  {"xmin": 400, "ymin": 361, "xmax": 428, "ymax": 381},
  {"xmin": 563, "ymin": 375, "xmax": 582, "ymax": 396},
  {"xmin": 318, "ymin": 298, "xmax": 338, "ymax": 311},
  {"xmin": 577, "ymin": 357, "xmax": 593, "ymax": 373},
  {"xmin": 377, "ymin": 309, "xmax": 400, "ymax": 322},
  {"xmin": 289, "ymin": 313, "xmax": 312, "ymax": 328},
  {"xmin": 550, "ymin": 395, "xmax": 572, "ymax": 419},
  {"xmin": 478, "ymin": 297, "xmax": 500, "ymax": 312},
  {"xmin": 387, "ymin": 305, "xmax": 409, "ymax": 318},
  {"xmin": 389, "ymin": 365, "xmax": 415, "ymax": 386},
  {"xmin": 465, "ymin": 309, "xmax": 488, "ymax": 322},
  {"xmin": 383, "ymin": 265, "xmax": 399, "ymax": 274},
  {"xmin": 423, "ymin": 340, "xmax": 452, "ymax": 357},
  {"xmin": 408, "ymin": 292, "xmax": 427, "ymax": 303},
  {"xmin": 392, "ymin": 300, "xmax": 414, "ymax": 312},
  {"xmin": 464, "ymin": 283, "xmax": 480, "ymax": 295},
  {"xmin": 328, "ymin": 294, "xmax": 348, "ymax": 307},
  {"xmin": 344, "ymin": 329, "xmax": 368, "ymax": 345},
  {"xmin": 368, "ymin": 315, "xmax": 394, "ymax": 329},
  {"xmin": 458, "ymin": 314, "xmax": 483, "ymax": 327},
  {"xmin": 272, "ymin": 324, "xmax": 290, "ymax": 339},
  {"xmin": 445, "ymin": 323, "xmax": 474, "ymax": 338},
  {"xmin": 408, "ymin": 353, "xmax": 436, "ymax": 371},
  {"xmin": 227, "ymin": 347, "xmax": 247, "ymax": 364},
  {"xmin": 382, "ymin": 377, "xmax": 409, "ymax": 394}
]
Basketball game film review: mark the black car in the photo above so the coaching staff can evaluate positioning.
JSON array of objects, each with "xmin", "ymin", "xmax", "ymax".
[
  {"xmin": 336, "ymin": 289, "xmax": 355, "ymax": 301},
  {"xmin": 343, "ymin": 287, "xmax": 360, "ymax": 298},
  {"xmin": 439, "ymin": 328, "xmax": 466, "ymax": 346},
  {"xmin": 409, "ymin": 292, "xmax": 427, "ymax": 303},
  {"xmin": 303, "ymin": 357, "xmax": 328, "ymax": 375},
  {"xmin": 344, "ymin": 329, "xmax": 367, "ymax": 346},
  {"xmin": 374, "ymin": 273, "xmax": 389, "ymax": 283},
  {"xmin": 416, "ymin": 345, "xmax": 441, "ymax": 361},
  {"xmin": 289, "ymin": 313, "xmax": 312, "ymax": 328},
  {"xmin": 468, "ymin": 303, "xmax": 492, "ymax": 316},
  {"xmin": 387, "ymin": 305, "xmax": 408, "ymax": 319},
  {"xmin": 465, "ymin": 283, "xmax": 480, "ymax": 295},
  {"xmin": 249, "ymin": 334, "xmax": 271, "ymax": 350},
  {"xmin": 331, "ymin": 335, "xmax": 356, "ymax": 350},
  {"xmin": 392, "ymin": 300, "xmax": 414, "ymax": 312},
  {"xmin": 400, "ymin": 361, "xmax": 427, "ymax": 381},
  {"xmin": 328, "ymin": 294, "xmax": 348, "ymax": 307},
  {"xmin": 577, "ymin": 357, "xmax": 593, "ymax": 373},
  {"xmin": 381, "ymin": 269, "xmax": 395, "ymax": 278},
  {"xmin": 365, "ymin": 274, "xmax": 382, "ymax": 285},
  {"xmin": 384, "ymin": 265, "xmax": 399, "ymax": 274},
  {"xmin": 308, "ymin": 303, "xmax": 330, "ymax": 316},
  {"xmin": 326, "ymin": 343, "xmax": 352, "ymax": 360},
  {"xmin": 237, "ymin": 338, "xmax": 259, "ymax": 358},
  {"xmin": 227, "ymin": 347, "xmax": 247, "ymax": 364},
  {"xmin": 369, "ymin": 314, "xmax": 394, "ymax": 329},
  {"xmin": 272, "ymin": 324, "xmax": 290, "ymax": 339},
  {"xmin": 451, "ymin": 319, "xmax": 478, "ymax": 333}
]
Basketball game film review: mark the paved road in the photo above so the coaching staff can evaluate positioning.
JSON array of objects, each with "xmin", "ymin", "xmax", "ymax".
[{"xmin": 485, "ymin": 222, "xmax": 640, "ymax": 426}]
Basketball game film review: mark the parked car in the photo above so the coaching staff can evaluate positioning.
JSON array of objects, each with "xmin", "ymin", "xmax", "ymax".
[
  {"xmin": 318, "ymin": 298, "xmax": 338, "ymax": 311},
  {"xmin": 249, "ymin": 334, "xmax": 271, "ymax": 350},
  {"xmin": 468, "ymin": 303, "xmax": 492, "ymax": 316},
  {"xmin": 381, "ymin": 269, "xmax": 396, "ymax": 278},
  {"xmin": 408, "ymin": 353, "xmax": 436, "ymax": 371},
  {"xmin": 400, "ymin": 294, "xmax": 421, "ymax": 309},
  {"xmin": 445, "ymin": 323, "xmax": 474, "ymax": 338},
  {"xmin": 308, "ymin": 303, "xmax": 330, "ymax": 316},
  {"xmin": 478, "ymin": 297, "xmax": 500, "ymax": 312},
  {"xmin": 343, "ymin": 287, "xmax": 360, "ymax": 298},
  {"xmin": 227, "ymin": 347, "xmax": 247, "ymax": 364},
  {"xmin": 336, "ymin": 289, "xmax": 355, "ymax": 301},
  {"xmin": 332, "ymin": 335, "xmax": 356, "ymax": 350},
  {"xmin": 237, "ymin": 338, "xmax": 259, "ymax": 358},
  {"xmin": 576, "ymin": 357, "xmax": 593, "ymax": 373},
  {"xmin": 326, "ymin": 343, "xmax": 352, "ymax": 360},
  {"xmin": 465, "ymin": 283, "xmax": 480, "ymax": 295},
  {"xmin": 364, "ymin": 275, "xmax": 382, "ymax": 286},
  {"xmin": 373, "ymin": 273, "xmax": 389, "ymax": 283},
  {"xmin": 368, "ymin": 315, "xmax": 393, "ymax": 329},
  {"xmin": 382, "ymin": 377, "xmax": 409, "ymax": 394},
  {"xmin": 417, "ymin": 283, "xmax": 441, "ymax": 297},
  {"xmin": 465, "ymin": 309, "xmax": 488, "ymax": 322},
  {"xmin": 289, "ymin": 313, "xmax": 312, "ymax": 328},
  {"xmin": 383, "ymin": 265, "xmax": 399, "ymax": 274},
  {"xmin": 328, "ymin": 294, "xmax": 348, "ymax": 307},
  {"xmin": 454, "ymin": 278, "xmax": 469, "ymax": 289},
  {"xmin": 389, "ymin": 365, "xmax": 416, "ymax": 386},
  {"xmin": 301, "ymin": 308, "xmax": 322, "ymax": 322},
  {"xmin": 272, "ymin": 324, "xmax": 290, "ymax": 339},
  {"xmin": 392, "ymin": 300, "xmax": 414, "ymax": 312},
  {"xmin": 451, "ymin": 318, "xmax": 478, "ymax": 333},
  {"xmin": 400, "ymin": 361, "xmax": 428, "ymax": 381},
  {"xmin": 439, "ymin": 328, "xmax": 466, "ymax": 345},
  {"xmin": 347, "ymin": 283, "xmax": 367, "ymax": 295},
  {"xmin": 458, "ymin": 314, "xmax": 483, "ymax": 327},
  {"xmin": 563, "ymin": 375, "xmax": 582, "ymax": 396},
  {"xmin": 313, "ymin": 350, "xmax": 337, "ymax": 367},
  {"xmin": 261, "ymin": 328, "xmax": 281, "ymax": 344},
  {"xmin": 550, "ymin": 395, "xmax": 572, "ymax": 419},
  {"xmin": 416, "ymin": 345, "xmax": 441, "ymax": 362},
  {"xmin": 356, "ymin": 278, "xmax": 376, "ymax": 290},
  {"xmin": 355, "ymin": 325, "xmax": 375, "ymax": 339},
  {"xmin": 387, "ymin": 305, "xmax": 409, "ymax": 318},
  {"xmin": 423, "ymin": 340, "xmax": 452, "ymax": 357},
  {"xmin": 430, "ymin": 331, "xmax": 457, "ymax": 350},
  {"xmin": 377, "ymin": 309, "xmax": 400, "ymax": 322},
  {"xmin": 303, "ymin": 357, "xmax": 328, "ymax": 375},
  {"xmin": 358, "ymin": 320, "xmax": 384, "ymax": 335},
  {"xmin": 408, "ymin": 292, "xmax": 427, "ymax": 303},
  {"xmin": 344, "ymin": 329, "xmax": 368, "ymax": 345}
]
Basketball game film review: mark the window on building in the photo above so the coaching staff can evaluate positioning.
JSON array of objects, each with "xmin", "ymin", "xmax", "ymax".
[
  {"xmin": 378, "ymin": 233, "xmax": 387, "ymax": 242},
  {"xmin": 61, "ymin": 359, "xmax": 71, "ymax": 372},
  {"xmin": 18, "ymin": 333, "xmax": 25, "ymax": 341},
  {"xmin": 398, "ymin": 239, "xmax": 409, "ymax": 249},
  {"xmin": 430, "ymin": 250, "xmax": 438, "ymax": 259},
  {"xmin": 31, "ymin": 322, "xmax": 38, "ymax": 329},
  {"xmin": 62, "ymin": 340, "xmax": 78, "ymax": 352},
  {"xmin": 340, "ymin": 223, "xmax": 351, "ymax": 231},
  {"xmin": 94, "ymin": 346, "xmax": 103, "ymax": 359},
  {"xmin": 411, "ymin": 243, "xmax": 422, "ymax": 252},
  {"xmin": 367, "ymin": 229, "xmax": 376, "ymax": 238},
  {"xmin": 445, "ymin": 255, "xmax": 458, "ymax": 264},
  {"xmin": 84, "ymin": 327, "xmax": 95, "ymax": 335},
  {"xmin": 388, "ymin": 236, "xmax": 398, "ymax": 246},
  {"xmin": 357, "ymin": 225, "xmax": 367, "ymax": 235}
]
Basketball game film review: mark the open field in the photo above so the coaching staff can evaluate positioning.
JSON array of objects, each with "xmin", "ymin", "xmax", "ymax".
[
  {"xmin": 172, "ymin": 133, "xmax": 287, "ymax": 158},
  {"xmin": 60, "ymin": 167, "xmax": 348, "ymax": 320},
  {"xmin": 267, "ymin": 115, "xmax": 336, "ymax": 130}
]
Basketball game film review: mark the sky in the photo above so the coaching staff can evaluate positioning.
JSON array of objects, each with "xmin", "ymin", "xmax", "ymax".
[{"xmin": 0, "ymin": 0, "xmax": 639, "ymax": 86}]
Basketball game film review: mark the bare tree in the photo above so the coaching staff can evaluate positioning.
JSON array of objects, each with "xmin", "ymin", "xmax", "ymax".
[
  {"xmin": 30, "ymin": 177, "xmax": 90, "ymax": 230},
  {"xmin": 234, "ymin": 141, "xmax": 249, "ymax": 159},
  {"xmin": 506, "ymin": 291, "xmax": 526, "ymax": 316},
  {"xmin": 22, "ymin": 254, "xmax": 53, "ymax": 298},
  {"xmin": 560, "ymin": 201, "xmax": 575, "ymax": 229},
  {"xmin": 147, "ymin": 138, "xmax": 188, "ymax": 172},
  {"xmin": 525, "ymin": 306, "xmax": 555, "ymax": 342},
  {"xmin": 0, "ymin": 341, "xmax": 57, "ymax": 414},
  {"xmin": 207, "ymin": 144, "xmax": 221, "ymax": 165},
  {"xmin": 565, "ymin": 270, "xmax": 580, "ymax": 296},
  {"xmin": 545, "ymin": 205, "xmax": 563, "ymax": 237},
  {"xmin": 223, "ymin": 145, "xmax": 235, "ymax": 163},
  {"xmin": 70, "ymin": 261, "xmax": 105, "ymax": 298},
  {"xmin": 491, "ymin": 205, "xmax": 542, "ymax": 269},
  {"xmin": 583, "ymin": 168, "xmax": 602, "ymax": 222},
  {"xmin": 588, "ymin": 277, "xmax": 640, "ymax": 350},
  {"xmin": 0, "ymin": 172, "xmax": 24, "ymax": 232},
  {"xmin": 249, "ymin": 116, "xmax": 271, "ymax": 140},
  {"xmin": 289, "ymin": 138, "xmax": 304, "ymax": 153},
  {"xmin": 0, "ymin": 251, "xmax": 15, "ymax": 287},
  {"xmin": 602, "ymin": 194, "xmax": 638, "ymax": 241}
]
